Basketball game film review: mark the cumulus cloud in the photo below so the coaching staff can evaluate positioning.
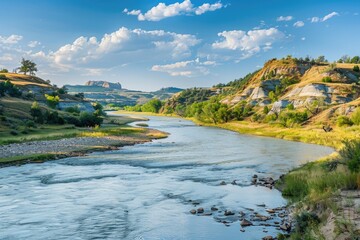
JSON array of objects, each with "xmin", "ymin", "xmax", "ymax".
[
  {"xmin": 311, "ymin": 12, "xmax": 339, "ymax": 23},
  {"xmin": 0, "ymin": 34, "xmax": 23, "ymax": 44},
  {"xmin": 211, "ymin": 28, "xmax": 284, "ymax": 58},
  {"xmin": 124, "ymin": 0, "xmax": 223, "ymax": 21},
  {"xmin": 151, "ymin": 58, "xmax": 215, "ymax": 77},
  {"xmin": 277, "ymin": 16, "xmax": 293, "ymax": 21},
  {"xmin": 28, "ymin": 41, "xmax": 41, "ymax": 48},
  {"xmin": 31, "ymin": 27, "xmax": 200, "ymax": 71},
  {"xmin": 293, "ymin": 21, "xmax": 305, "ymax": 27}
]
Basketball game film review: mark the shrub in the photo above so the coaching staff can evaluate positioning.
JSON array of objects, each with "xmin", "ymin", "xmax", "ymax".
[
  {"xmin": 295, "ymin": 212, "xmax": 320, "ymax": 234},
  {"xmin": 351, "ymin": 107, "xmax": 360, "ymax": 125},
  {"xmin": 0, "ymin": 69, "xmax": 8, "ymax": 73},
  {"xmin": 0, "ymin": 74, "xmax": 7, "ymax": 80},
  {"xmin": 263, "ymin": 113, "xmax": 278, "ymax": 123},
  {"xmin": 322, "ymin": 76, "xmax": 332, "ymax": 83},
  {"xmin": 64, "ymin": 106, "xmax": 80, "ymax": 114},
  {"xmin": 263, "ymin": 106, "xmax": 269, "ymax": 114},
  {"xmin": 279, "ymin": 110, "xmax": 308, "ymax": 127},
  {"xmin": 45, "ymin": 111, "xmax": 64, "ymax": 125},
  {"xmin": 339, "ymin": 140, "xmax": 360, "ymax": 172},
  {"xmin": 79, "ymin": 112, "xmax": 103, "ymax": 127},
  {"xmin": 10, "ymin": 130, "xmax": 19, "ymax": 135},
  {"xmin": 286, "ymin": 103, "xmax": 295, "ymax": 110},
  {"xmin": 353, "ymin": 65, "xmax": 360, "ymax": 72},
  {"xmin": 44, "ymin": 94, "xmax": 60, "ymax": 108},
  {"xmin": 63, "ymin": 115, "xmax": 81, "ymax": 126},
  {"xmin": 337, "ymin": 115, "xmax": 353, "ymax": 127},
  {"xmin": 30, "ymin": 101, "xmax": 44, "ymax": 124}
]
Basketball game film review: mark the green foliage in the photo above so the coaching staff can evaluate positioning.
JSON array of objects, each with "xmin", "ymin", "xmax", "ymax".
[
  {"xmin": 339, "ymin": 140, "xmax": 360, "ymax": 172},
  {"xmin": 79, "ymin": 112, "xmax": 103, "ymax": 127},
  {"xmin": 295, "ymin": 212, "xmax": 320, "ymax": 234},
  {"xmin": 30, "ymin": 101, "xmax": 44, "ymax": 124},
  {"xmin": 44, "ymin": 111, "xmax": 65, "ymax": 125},
  {"xmin": 140, "ymin": 99, "xmax": 163, "ymax": 113},
  {"xmin": 74, "ymin": 92, "xmax": 85, "ymax": 99},
  {"xmin": 263, "ymin": 113, "xmax": 278, "ymax": 123},
  {"xmin": 279, "ymin": 110, "xmax": 308, "ymax": 128},
  {"xmin": 124, "ymin": 104, "xmax": 142, "ymax": 112},
  {"xmin": 44, "ymin": 94, "xmax": 60, "ymax": 109},
  {"xmin": 57, "ymin": 87, "xmax": 68, "ymax": 95},
  {"xmin": 19, "ymin": 58, "xmax": 37, "ymax": 75},
  {"xmin": 268, "ymin": 91, "xmax": 278, "ymax": 102},
  {"xmin": 92, "ymin": 102, "xmax": 106, "ymax": 116},
  {"xmin": 0, "ymin": 69, "xmax": 8, "ymax": 73},
  {"xmin": 351, "ymin": 107, "xmax": 360, "ymax": 125},
  {"xmin": 0, "ymin": 80, "xmax": 22, "ymax": 97},
  {"xmin": 224, "ymin": 71, "xmax": 259, "ymax": 90},
  {"xmin": 336, "ymin": 115, "xmax": 353, "ymax": 127},
  {"xmin": 263, "ymin": 106, "xmax": 269, "ymax": 114},
  {"xmin": 287, "ymin": 103, "xmax": 295, "ymax": 110},
  {"xmin": 64, "ymin": 106, "xmax": 80, "ymax": 114},
  {"xmin": 353, "ymin": 65, "xmax": 359, "ymax": 72},
  {"xmin": 0, "ymin": 74, "xmax": 7, "ymax": 80},
  {"xmin": 351, "ymin": 56, "xmax": 360, "ymax": 64},
  {"xmin": 322, "ymin": 76, "xmax": 332, "ymax": 83}
]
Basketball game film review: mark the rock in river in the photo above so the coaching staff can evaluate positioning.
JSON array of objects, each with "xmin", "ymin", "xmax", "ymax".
[{"xmin": 240, "ymin": 219, "xmax": 253, "ymax": 227}]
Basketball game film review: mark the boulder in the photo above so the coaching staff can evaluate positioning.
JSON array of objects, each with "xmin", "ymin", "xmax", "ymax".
[{"xmin": 240, "ymin": 219, "xmax": 253, "ymax": 227}]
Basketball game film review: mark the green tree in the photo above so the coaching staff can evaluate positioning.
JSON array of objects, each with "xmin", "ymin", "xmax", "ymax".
[
  {"xmin": 19, "ymin": 58, "xmax": 38, "ymax": 75},
  {"xmin": 141, "ymin": 99, "xmax": 162, "ymax": 113},
  {"xmin": 30, "ymin": 101, "xmax": 44, "ymax": 123},
  {"xmin": 353, "ymin": 65, "xmax": 359, "ymax": 72},
  {"xmin": 263, "ymin": 106, "xmax": 269, "ymax": 114},
  {"xmin": 45, "ymin": 94, "xmax": 60, "ymax": 109},
  {"xmin": 351, "ymin": 108, "xmax": 360, "ymax": 125},
  {"xmin": 351, "ymin": 56, "xmax": 360, "ymax": 64}
]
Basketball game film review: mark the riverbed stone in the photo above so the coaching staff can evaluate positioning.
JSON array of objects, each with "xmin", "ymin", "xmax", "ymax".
[{"xmin": 240, "ymin": 219, "xmax": 253, "ymax": 227}]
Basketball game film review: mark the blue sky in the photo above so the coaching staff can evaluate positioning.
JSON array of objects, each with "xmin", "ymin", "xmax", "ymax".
[{"xmin": 0, "ymin": 0, "xmax": 359, "ymax": 91}]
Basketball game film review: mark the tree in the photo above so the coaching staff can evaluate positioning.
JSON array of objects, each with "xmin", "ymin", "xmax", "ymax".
[
  {"xmin": 351, "ymin": 56, "xmax": 360, "ymax": 64},
  {"xmin": 353, "ymin": 65, "xmax": 359, "ymax": 72},
  {"xmin": 19, "ymin": 58, "xmax": 38, "ymax": 75},
  {"xmin": 30, "ymin": 101, "xmax": 44, "ymax": 123},
  {"xmin": 44, "ymin": 94, "xmax": 60, "ymax": 108},
  {"xmin": 315, "ymin": 56, "xmax": 326, "ymax": 63}
]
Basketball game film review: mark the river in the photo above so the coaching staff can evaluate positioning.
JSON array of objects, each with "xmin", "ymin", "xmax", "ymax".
[{"xmin": 0, "ymin": 115, "xmax": 334, "ymax": 240}]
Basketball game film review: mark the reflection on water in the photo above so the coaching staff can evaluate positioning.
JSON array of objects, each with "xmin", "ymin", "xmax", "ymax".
[{"xmin": 0, "ymin": 115, "xmax": 334, "ymax": 240}]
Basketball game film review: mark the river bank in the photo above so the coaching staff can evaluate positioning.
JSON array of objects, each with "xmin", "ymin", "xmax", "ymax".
[{"xmin": 0, "ymin": 114, "xmax": 168, "ymax": 166}]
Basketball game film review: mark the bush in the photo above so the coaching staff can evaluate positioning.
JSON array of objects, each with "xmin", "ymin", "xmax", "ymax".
[
  {"xmin": 263, "ymin": 113, "xmax": 278, "ymax": 123},
  {"xmin": 0, "ymin": 80, "xmax": 22, "ymax": 97},
  {"xmin": 63, "ymin": 115, "xmax": 81, "ymax": 126},
  {"xmin": 279, "ymin": 110, "xmax": 308, "ymax": 127},
  {"xmin": 339, "ymin": 140, "xmax": 360, "ymax": 172},
  {"xmin": 45, "ymin": 94, "xmax": 60, "ymax": 108},
  {"xmin": 30, "ymin": 101, "xmax": 44, "ymax": 124},
  {"xmin": 44, "ymin": 111, "xmax": 64, "ymax": 125},
  {"xmin": 351, "ymin": 107, "xmax": 360, "ymax": 125},
  {"xmin": 286, "ymin": 103, "xmax": 295, "ymax": 110},
  {"xmin": 0, "ymin": 74, "xmax": 7, "ymax": 80},
  {"xmin": 64, "ymin": 106, "xmax": 80, "ymax": 114},
  {"xmin": 337, "ymin": 115, "xmax": 353, "ymax": 127},
  {"xmin": 263, "ymin": 106, "xmax": 269, "ymax": 114},
  {"xmin": 0, "ymin": 69, "xmax": 8, "ymax": 73},
  {"xmin": 295, "ymin": 212, "xmax": 320, "ymax": 234},
  {"xmin": 353, "ymin": 65, "xmax": 360, "ymax": 72},
  {"xmin": 322, "ymin": 76, "xmax": 332, "ymax": 83},
  {"xmin": 79, "ymin": 112, "xmax": 103, "ymax": 127},
  {"xmin": 10, "ymin": 130, "xmax": 19, "ymax": 136}
]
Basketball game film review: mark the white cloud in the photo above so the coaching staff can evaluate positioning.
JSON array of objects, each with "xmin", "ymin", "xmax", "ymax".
[
  {"xmin": 277, "ymin": 16, "xmax": 293, "ymax": 21},
  {"xmin": 311, "ymin": 12, "xmax": 339, "ymax": 23},
  {"xmin": 28, "ymin": 41, "xmax": 41, "ymax": 48},
  {"xmin": 211, "ymin": 28, "xmax": 284, "ymax": 58},
  {"xmin": 301, "ymin": 37, "xmax": 306, "ymax": 41},
  {"xmin": 0, "ymin": 35, "xmax": 23, "ymax": 44},
  {"xmin": 124, "ymin": 0, "xmax": 224, "ymax": 21},
  {"xmin": 151, "ymin": 58, "xmax": 215, "ymax": 77},
  {"xmin": 293, "ymin": 21, "xmax": 304, "ymax": 27},
  {"xmin": 31, "ymin": 27, "xmax": 200, "ymax": 71},
  {"xmin": 322, "ymin": 12, "xmax": 339, "ymax": 21},
  {"xmin": 311, "ymin": 17, "xmax": 320, "ymax": 23}
]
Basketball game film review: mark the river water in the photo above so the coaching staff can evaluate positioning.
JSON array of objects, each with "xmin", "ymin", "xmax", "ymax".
[{"xmin": 0, "ymin": 115, "xmax": 334, "ymax": 240}]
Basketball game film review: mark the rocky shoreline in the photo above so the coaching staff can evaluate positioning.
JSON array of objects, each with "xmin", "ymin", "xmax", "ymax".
[
  {"xmin": 0, "ymin": 128, "xmax": 167, "ymax": 167},
  {"xmin": 187, "ymin": 175, "xmax": 293, "ymax": 240}
]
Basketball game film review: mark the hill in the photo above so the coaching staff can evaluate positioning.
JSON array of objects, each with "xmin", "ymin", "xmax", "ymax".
[
  {"xmin": 161, "ymin": 57, "xmax": 360, "ymax": 127},
  {"xmin": 65, "ymin": 82, "xmax": 183, "ymax": 107}
]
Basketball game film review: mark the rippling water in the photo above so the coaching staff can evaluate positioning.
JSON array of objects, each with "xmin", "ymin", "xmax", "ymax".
[{"xmin": 0, "ymin": 115, "xmax": 334, "ymax": 240}]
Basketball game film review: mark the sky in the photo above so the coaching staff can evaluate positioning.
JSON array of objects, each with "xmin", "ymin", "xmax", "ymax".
[{"xmin": 0, "ymin": 0, "xmax": 359, "ymax": 91}]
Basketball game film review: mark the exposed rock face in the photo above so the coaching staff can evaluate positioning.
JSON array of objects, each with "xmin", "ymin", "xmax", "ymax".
[{"xmin": 85, "ymin": 81, "xmax": 122, "ymax": 90}]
